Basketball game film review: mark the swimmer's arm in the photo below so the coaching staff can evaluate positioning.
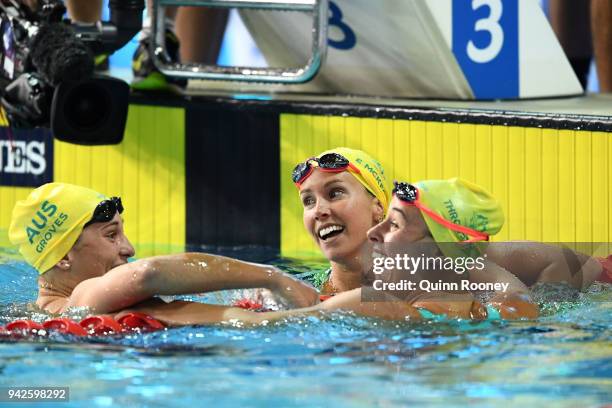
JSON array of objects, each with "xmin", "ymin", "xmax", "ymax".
[
  {"xmin": 115, "ymin": 299, "xmax": 268, "ymax": 327},
  {"xmin": 67, "ymin": 253, "xmax": 318, "ymax": 313},
  {"xmin": 487, "ymin": 241, "xmax": 602, "ymax": 290},
  {"xmin": 305, "ymin": 288, "xmax": 424, "ymax": 320},
  {"xmin": 117, "ymin": 290, "xmax": 426, "ymax": 325},
  {"xmin": 117, "ymin": 289, "xmax": 518, "ymax": 326},
  {"xmin": 267, "ymin": 289, "xmax": 479, "ymax": 321},
  {"xmin": 139, "ymin": 253, "xmax": 319, "ymax": 307}
]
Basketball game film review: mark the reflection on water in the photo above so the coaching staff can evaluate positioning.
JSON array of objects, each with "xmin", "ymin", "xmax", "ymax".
[{"xmin": 0, "ymin": 257, "xmax": 610, "ymax": 407}]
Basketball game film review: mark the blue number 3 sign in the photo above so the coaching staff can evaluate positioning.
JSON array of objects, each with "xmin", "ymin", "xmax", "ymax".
[
  {"xmin": 328, "ymin": 1, "xmax": 356, "ymax": 50},
  {"xmin": 453, "ymin": 0, "xmax": 519, "ymax": 99}
]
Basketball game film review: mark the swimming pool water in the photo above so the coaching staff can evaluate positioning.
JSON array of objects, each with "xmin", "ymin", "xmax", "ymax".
[{"xmin": 0, "ymin": 249, "xmax": 610, "ymax": 408}]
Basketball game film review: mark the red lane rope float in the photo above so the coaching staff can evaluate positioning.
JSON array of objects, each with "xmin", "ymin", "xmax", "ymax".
[
  {"xmin": 0, "ymin": 313, "xmax": 165, "ymax": 339},
  {"xmin": 43, "ymin": 318, "xmax": 88, "ymax": 336},
  {"xmin": 6, "ymin": 320, "xmax": 44, "ymax": 334},
  {"xmin": 116, "ymin": 312, "xmax": 165, "ymax": 331},
  {"xmin": 597, "ymin": 255, "xmax": 612, "ymax": 283},
  {"xmin": 80, "ymin": 315, "xmax": 125, "ymax": 335}
]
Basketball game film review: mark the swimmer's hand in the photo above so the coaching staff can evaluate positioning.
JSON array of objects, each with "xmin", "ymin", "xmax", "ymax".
[{"xmin": 488, "ymin": 293, "xmax": 539, "ymax": 319}]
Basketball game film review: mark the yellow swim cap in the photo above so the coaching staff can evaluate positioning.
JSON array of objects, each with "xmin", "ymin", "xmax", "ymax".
[
  {"xmin": 9, "ymin": 183, "xmax": 107, "ymax": 274},
  {"xmin": 304, "ymin": 147, "xmax": 391, "ymax": 212},
  {"xmin": 413, "ymin": 178, "xmax": 504, "ymax": 258}
]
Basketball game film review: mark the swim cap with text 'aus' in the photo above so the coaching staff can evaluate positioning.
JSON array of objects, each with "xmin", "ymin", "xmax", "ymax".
[{"xmin": 9, "ymin": 183, "xmax": 106, "ymax": 274}]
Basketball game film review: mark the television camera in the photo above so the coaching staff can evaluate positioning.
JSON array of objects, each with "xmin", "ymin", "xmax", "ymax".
[{"xmin": 0, "ymin": 0, "xmax": 144, "ymax": 144}]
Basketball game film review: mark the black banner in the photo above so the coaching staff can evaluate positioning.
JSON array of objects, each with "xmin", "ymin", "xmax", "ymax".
[{"xmin": 0, "ymin": 127, "xmax": 53, "ymax": 187}]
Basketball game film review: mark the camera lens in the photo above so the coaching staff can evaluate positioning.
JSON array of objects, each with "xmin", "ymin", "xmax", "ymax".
[
  {"xmin": 52, "ymin": 76, "xmax": 129, "ymax": 145},
  {"xmin": 64, "ymin": 82, "xmax": 111, "ymax": 130}
]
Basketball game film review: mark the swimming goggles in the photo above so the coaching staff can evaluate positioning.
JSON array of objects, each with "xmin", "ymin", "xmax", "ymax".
[
  {"xmin": 393, "ymin": 182, "xmax": 489, "ymax": 243},
  {"xmin": 292, "ymin": 153, "xmax": 361, "ymax": 186},
  {"xmin": 84, "ymin": 197, "xmax": 124, "ymax": 228}
]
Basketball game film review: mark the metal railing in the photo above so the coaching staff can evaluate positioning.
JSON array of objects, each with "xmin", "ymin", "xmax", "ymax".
[{"xmin": 151, "ymin": 0, "xmax": 328, "ymax": 83}]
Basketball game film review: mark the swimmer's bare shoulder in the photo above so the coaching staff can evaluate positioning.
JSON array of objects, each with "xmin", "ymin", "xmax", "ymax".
[{"xmin": 65, "ymin": 261, "xmax": 153, "ymax": 313}]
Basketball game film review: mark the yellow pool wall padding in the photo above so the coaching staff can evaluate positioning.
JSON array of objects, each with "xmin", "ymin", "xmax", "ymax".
[
  {"xmin": 280, "ymin": 114, "xmax": 611, "ymax": 259},
  {"xmin": 0, "ymin": 104, "xmax": 186, "ymax": 258},
  {"xmin": 1, "ymin": 109, "xmax": 609, "ymax": 264}
]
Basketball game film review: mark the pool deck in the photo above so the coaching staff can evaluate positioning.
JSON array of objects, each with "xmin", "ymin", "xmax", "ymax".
[{"xmin": 135, "ymin": 85, "xmax": 612, "ymax": 132}]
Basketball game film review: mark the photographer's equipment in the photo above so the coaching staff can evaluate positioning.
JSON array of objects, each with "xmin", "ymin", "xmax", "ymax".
[
  {"xmin": 0, "ymin": 0, "xmax": 144, "ymax": 145},
  {"xmin": 51, "ymin": 75, "xmax": 129, "ymax": 145}
]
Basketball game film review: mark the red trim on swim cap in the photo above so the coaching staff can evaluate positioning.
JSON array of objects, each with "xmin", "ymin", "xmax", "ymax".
[{"xmin": 394, "ymin": 187, "xmax": 489, "ymax": 243}]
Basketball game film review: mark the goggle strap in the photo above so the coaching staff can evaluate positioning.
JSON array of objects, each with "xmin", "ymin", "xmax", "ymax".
[
  {"xmin": 347, "ymin": 163, "xmax": 361, "ymax": 174},
  {"xmin": 316, "ymin": 162, "xmax": 361, "ymax": 174},
  {"xmin": 413, "ymin": 201, "xmax": 489, "ymax": 242}
]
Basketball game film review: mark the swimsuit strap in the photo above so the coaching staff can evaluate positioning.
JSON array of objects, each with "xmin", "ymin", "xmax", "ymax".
[
  {"xmin": 312, "ymin": 267, "xmax": 332, "ymax": 289},
  {"xmin": 295, "ymin": 267, "xmax": 331, "ymax": 290},
  {"xmin": 484, "ymin": 304, "xmax": 502, "ymax": 321},
  {"xmin": 416, "ymin": 304, "xmax": 502, "ymax": 321},
  {"xmin": 416, "ymin": 308, "xmax": 449, "ymax": 322}
]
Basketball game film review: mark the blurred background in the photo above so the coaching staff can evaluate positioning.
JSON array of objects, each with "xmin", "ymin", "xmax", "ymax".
[{"xmin": 101, "ymin": 0, "xmax": 601, "ymax": 93}]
